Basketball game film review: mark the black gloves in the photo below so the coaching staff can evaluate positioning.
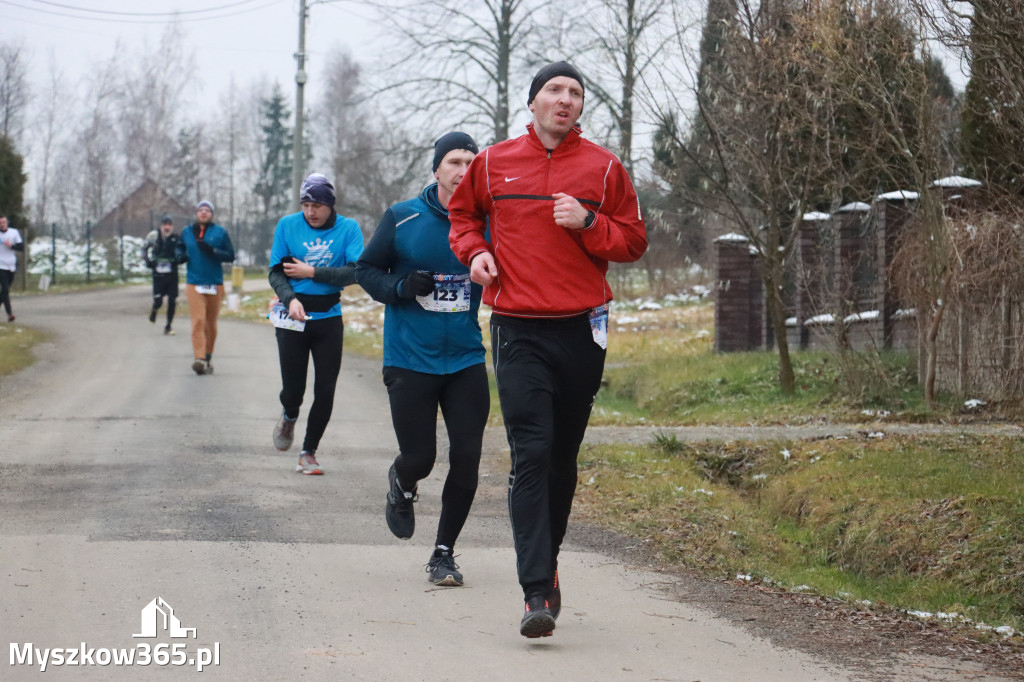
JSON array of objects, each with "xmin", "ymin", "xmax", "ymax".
[
  {"xmin": 398, "ymin": 270, "xmax": 435, "ymax": 298},
  {"xmin": 196, "ymin": 240, "xmax": 215, "ymax": 255}
]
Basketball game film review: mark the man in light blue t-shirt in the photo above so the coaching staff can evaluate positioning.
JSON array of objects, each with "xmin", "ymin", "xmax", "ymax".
[{"xmin": 268, "ymin": 173, "xmax": 364, "ymax": 476}]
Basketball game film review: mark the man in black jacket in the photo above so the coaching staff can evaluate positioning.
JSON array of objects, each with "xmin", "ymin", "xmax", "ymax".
[{"xmin": 143, "ymin": 215, "xmax": 187, "ymax": 335}]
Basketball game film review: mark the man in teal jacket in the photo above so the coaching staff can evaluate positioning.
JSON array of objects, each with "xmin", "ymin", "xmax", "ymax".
[
  {"xmin": 356, "ymin": 132, "xmax": 488, "ymax": 588},
  {"xmin": 181, "ymin": 200, "xmax": 235, "ymax": 375}
]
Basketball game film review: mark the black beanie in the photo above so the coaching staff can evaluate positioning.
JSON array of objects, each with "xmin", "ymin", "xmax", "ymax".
[
  {"xmin": 432, "ymin": 132, "xmax": 479, "ymax": 173},
  {"xmin": 527, "ymin": 61, "xmax": 585, "ymax": 105}
]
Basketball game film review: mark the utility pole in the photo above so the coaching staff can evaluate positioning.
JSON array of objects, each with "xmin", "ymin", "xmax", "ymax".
[{"xmin": 291, "ymin": 0, "xmax": 309, "ymax": 206}]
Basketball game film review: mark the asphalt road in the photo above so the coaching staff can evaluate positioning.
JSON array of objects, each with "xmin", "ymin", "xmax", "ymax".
[{"xmin": 0, "ymin": 284, "xmax": 1011, "ymax": 681}]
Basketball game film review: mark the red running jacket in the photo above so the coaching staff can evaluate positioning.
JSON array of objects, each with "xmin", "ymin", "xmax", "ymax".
[{"xmin": 449, "ymin": 123, "xmax": 648, "ymax": 318}]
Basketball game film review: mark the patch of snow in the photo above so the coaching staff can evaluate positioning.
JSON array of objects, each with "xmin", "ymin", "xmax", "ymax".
[
  {"xmin": 893, "ymin": 308, "xmax": 916, "ymax": 320},
  {"xmin": 802, "ymin": 211, "xmax": 831, "ymax": 221},
  {"xmin": 805, "ymin": 313, "xmax": 835, "ymax": 325},
  {"xmin": 716, "ymin": 232, "xmax": 749, "ymax": 243},
  {"xmin": 845, "ymin": 310, "xmax": 880, "ymax": 323},
  {"xmin": 867, "ymin": 431, "xmax": 885, "ymax": 439},
  {"xmin": 637, "ymin": 301, "xmax": 663, "ymax": 311},
  {"xmin": 781, "ymin": 449, "xmax": 791, "ymax": 461},
  {"xmin": 837, "ymin": 202, "xmax": 871, "ymax": 213},
  {"xmin": 964, "ymin": 399, "xmax": 986, "ymax": 409},
  {"xmin": 932, "ymin": 175, "xmax": 982, "ymax": 188},
  {"xmin": 876, "ymin": 190, "xmax": 920, "ymax": 202},
  {"xmin": 785, "ymin": 317, "xmax": 798, "ymax": 327}
]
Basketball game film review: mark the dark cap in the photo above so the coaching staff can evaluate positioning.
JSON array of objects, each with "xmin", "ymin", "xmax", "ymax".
[
  {"xmin": 299, "ymin": 173, "xmax": 336, "ymax": 207},
  {"xmin": 527, "ymin": 61, "xmax": 585, "ymax": 105},
  {"xmin": 160, "ymin": 214, "xmax": 173, "ymax": 224},
  {"xmin": 432, "ymin": 132, "xmax": 479, "ymax": 173}
]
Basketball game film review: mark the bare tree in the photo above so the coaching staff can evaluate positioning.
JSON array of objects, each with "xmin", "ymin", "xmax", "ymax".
[
  {"xmin": 572, "ymin": 0, "xmax": 671, "ymax": 175},
  {"xmin": 31, "ymin": 55, "xmax": 69, "ymax": 229},
  {"xmin": 116, "ymin": 24, "xmax": 195, "ymax": 185},
  {"xmin": 0, "ymin": 41, "xmax": 30, "ymax": 146},
  {"xmin": 374, "ymin": 0, "xmax": 548, "ymax": 144},
  {"xmin": 314, "ymin": 49, "xmax": 426, "ymax": 229}
]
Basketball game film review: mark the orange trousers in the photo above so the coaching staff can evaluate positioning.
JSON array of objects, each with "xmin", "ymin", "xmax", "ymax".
[{"xmin": 185, "ymin": 284, "xmax": 224, "ymax": 360}]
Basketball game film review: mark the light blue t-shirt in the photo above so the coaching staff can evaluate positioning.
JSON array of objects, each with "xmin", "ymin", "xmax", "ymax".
[{"xmin": 269, "ymin": 211, "xmax": 364, "ymax": 320}]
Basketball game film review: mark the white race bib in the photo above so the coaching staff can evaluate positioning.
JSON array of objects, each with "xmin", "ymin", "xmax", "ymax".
[
  {"xmin": 416, "ymin": 273, "xmax": 471, "ymax": 313},
  {"xmin": 195, "ymin": 284, "xmax": 218, "ymax": 295},
  {"xmin": 155, "ymin": 262, "xmax": 172, "ymax": 274},
  {"xmin": 269, "ymin": 301, "xmax": 305, "ymax": 332},
  {"xmin": 589, "ymin": 303, "xmax": 609, "ymax": 350}
]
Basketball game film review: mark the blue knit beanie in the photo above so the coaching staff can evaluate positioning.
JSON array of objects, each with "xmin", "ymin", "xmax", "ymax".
[
  {"xmin": 196, "ymin": 200, "xmax": 214, "ymax": 213},
  {"xmin": 299, "ymin": 173, "xmax": 336, "ymax": 207}
]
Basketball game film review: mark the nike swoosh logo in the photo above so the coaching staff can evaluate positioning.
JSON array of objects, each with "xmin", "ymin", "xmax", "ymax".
[{"xmin": 504, "ymin": 176, "xmax": 520, "ymax": 182}]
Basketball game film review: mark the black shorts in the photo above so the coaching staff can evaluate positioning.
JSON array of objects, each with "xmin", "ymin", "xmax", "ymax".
[{"xmin": 152, "ymin": 275, "xmax": 178, "ymax": 298}]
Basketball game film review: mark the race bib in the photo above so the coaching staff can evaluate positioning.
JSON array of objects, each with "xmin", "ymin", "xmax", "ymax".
[
  {"xmin": 589, "ymin": 303, "xmax": 609, "ymax": 350},
  {"xmin": 269, "ymin": 301, "xmax": 306, "ymax": 332},
  {"xmin": 417, "ymin": 273, "xmax": 471, "ymax": 313},
  {"xmin": 195, "ymin": 284, "xmax": 218, "ymax": 295},
  {"xmin": 155, "ymin": 262, "xmax": 172, "ymax": 274}
]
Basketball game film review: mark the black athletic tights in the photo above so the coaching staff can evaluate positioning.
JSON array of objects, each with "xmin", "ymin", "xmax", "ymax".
[
  {"xmin": 276, "ymin": 315, "xmax": 344, "ymax": 453},
  {"xmin": 383, "ymin": 363, "xmax": 489, "ymax": 550},
  {"xmin": 0, "ymin": 269, "xmax": 13, "ymax": 316}
]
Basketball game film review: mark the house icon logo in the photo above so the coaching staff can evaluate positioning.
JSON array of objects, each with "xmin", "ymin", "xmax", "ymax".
[{"xmin": 132, "ymin": 597, "xmax": 197, "ymax": 639}]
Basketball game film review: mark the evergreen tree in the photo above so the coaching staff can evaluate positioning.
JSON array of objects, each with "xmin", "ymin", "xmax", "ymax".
[
  {"xmin": 959, "ymin": 0, "xmax": 1023, "ymax": 194},
  {"xmin": 0, "ymin": 134, "xmax": 26, "ymax": 231},
  {"xmin": 253, "ymin": 86, "xmax": 293, "ymax": 222}
]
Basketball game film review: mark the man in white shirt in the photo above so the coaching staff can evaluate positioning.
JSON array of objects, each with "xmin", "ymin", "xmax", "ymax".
[{"xmin": 0, "ymin": 215, "xmax": 24, "ymax": 322}]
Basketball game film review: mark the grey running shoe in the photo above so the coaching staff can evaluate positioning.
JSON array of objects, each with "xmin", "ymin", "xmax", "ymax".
[
  {"xmin": 426, "ymin": 548, "xmax": 463, "ymax": 586},
  {"xmin": 295, "ymin": 451, "xmax": 322, "ymax": 475},
  {"xmin": 273, "ymin": 411, "xmax": 296, "ymax": 451},
  {"xmin": 385, "ymin": 464, "xmax": 416, "ymax": 539},
  {"xmin": 204, "ymin": 360, "xmax": 213, "ymax": 375},
  {"xmin": 520, "ymin": 594, "xmax": 555, "ymax": 638},
  {"xmin": 192, "ymin": 359, "xmax": 206, "ymax": 375},
  {"xmin": 164, "ymin": 325, "xmax": 174, "ymax": 336}
]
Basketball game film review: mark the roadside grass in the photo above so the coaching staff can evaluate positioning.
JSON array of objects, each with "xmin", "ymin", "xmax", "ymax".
[
  {"xmin": 593, "ymin": 301, "xmax": 989, "ymax": 425},
  {"xmin": 220, "ymin": 284, "xmax": 385, "ymax": 358},
  {"xmin": 0, "ymin": 322, "xmax": 49, "ymax": 377},
  {"xmin": 574, "ymin": 433, "xmax": 1024, "ymax": 637}
]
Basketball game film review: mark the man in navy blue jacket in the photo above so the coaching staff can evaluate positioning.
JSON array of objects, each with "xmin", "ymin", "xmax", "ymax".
[{"xmin": 356, "ymin": 132, "xmax": 488, "ymax": 587}]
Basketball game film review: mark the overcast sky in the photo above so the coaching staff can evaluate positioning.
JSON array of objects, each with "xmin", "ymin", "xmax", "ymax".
[{"xmin": 1, "ymin": 0, "xmax": 383, "ymax": 107}]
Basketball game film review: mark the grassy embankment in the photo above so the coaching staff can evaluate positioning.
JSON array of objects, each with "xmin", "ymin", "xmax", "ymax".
[{"xmin": 209, "ymin": 286, "xmax": 1024, "ymax": 637}]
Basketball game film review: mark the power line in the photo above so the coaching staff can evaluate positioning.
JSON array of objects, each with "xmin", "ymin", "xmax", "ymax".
[
  {"xmin": 0, "ymin": 0, "xmax": 283, "ymax": 24},
  {"xmin": 19, "ymin": 0, "xmax": 267, "ymax": 16}
]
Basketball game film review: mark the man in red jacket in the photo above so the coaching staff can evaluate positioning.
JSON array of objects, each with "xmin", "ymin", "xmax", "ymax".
[{"xmin": 449, "ymin": 60, "xmax": 648, "ymax": 638}]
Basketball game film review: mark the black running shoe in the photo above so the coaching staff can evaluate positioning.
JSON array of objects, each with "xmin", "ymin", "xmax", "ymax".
[
  {"xmin": 549, "ymin": 570, "xmax": 561, "ymax": 620},
  {"xmin": 385, "ymin": 464, "xmax": 416, "ymax": 539},
  {"xmin": 426, "ymin": 548, "xmax": 463, "ymax": 586},
  {"xmin": 149, "ymin": 308, "xmax": 157, "ymax": 323},
  {"xmin": 520, "ymin": 594, "xmax": 555, "ymax": 638}
]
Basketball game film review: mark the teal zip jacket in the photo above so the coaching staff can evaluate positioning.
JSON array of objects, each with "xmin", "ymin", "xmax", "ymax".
[
  {"xmin": 181, "ymin": 223, "xmax": 234, "ymax": 285},
  {"xmin": 356, "ymin": 183, "xmax": 485, "ymax": 375}
]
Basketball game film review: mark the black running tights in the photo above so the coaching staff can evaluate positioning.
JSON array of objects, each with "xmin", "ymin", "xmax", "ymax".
[
  {"xmin": 276, "ymin": 315, "xmax": 344, "ymax": 453},
  {"xmin": 0, "ymin": 269, "xmax": 13, "ymax": 316},
  {"xmin": 383, "ymin": 363, "xmax": 489, "ymax": 549}
]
